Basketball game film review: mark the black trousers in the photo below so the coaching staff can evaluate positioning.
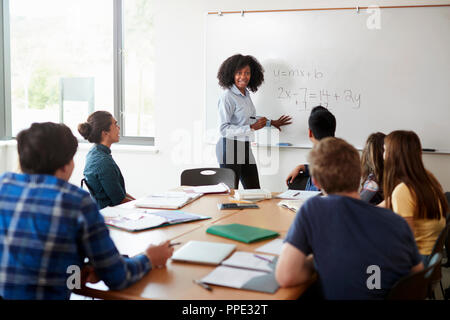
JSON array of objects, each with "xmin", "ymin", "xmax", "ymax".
[{"xmin": 216, "ymin": 138, "xmax": 261, "ymax": 189}]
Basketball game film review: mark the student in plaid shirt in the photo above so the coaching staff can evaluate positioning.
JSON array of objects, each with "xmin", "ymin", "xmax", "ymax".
[{"xmin": 0, "ymin": 122, "xmax": 173, "ymax": 300}]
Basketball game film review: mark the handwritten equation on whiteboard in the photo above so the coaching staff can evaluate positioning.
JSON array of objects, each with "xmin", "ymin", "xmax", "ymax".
[
  {"xmin": 270, "ymin": 68, "xmax": 362, "ymax": 111},
  {"xmin": 277, "ymin": 87, "xmax": 361, "ymax": 110}
]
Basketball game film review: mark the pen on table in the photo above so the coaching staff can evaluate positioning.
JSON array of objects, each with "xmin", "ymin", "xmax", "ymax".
[
  {"xmin": 422, "ymin": 148, "xmax": 436, "ymax": 152},
  {"xmin": 292, "ymin": 192, "xmax": 300, "ymax": 197},
  {"xmin": 193, "ymin": 279, "xmax": 212, "ymax": 291},
  {"xmin": 169, "ymin": 242, "xmax": 182, "ymax": 247},
  {"xmin": 253, "ymin": 254, "xmax": 273, "ymax": 263}
]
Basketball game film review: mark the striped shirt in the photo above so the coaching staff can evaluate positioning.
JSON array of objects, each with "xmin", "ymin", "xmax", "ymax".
[
  {"xmin": 0, "ymin": 172, "xmax": 151, "ymax": 300},
  {"xmin": 84, "ymin": 144, "xmax": 126, "ymax": 209}
]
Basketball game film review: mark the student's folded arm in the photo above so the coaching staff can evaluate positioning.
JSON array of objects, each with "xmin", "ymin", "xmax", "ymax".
[
  {"xmin": 97, "ymin": 163, "xmax": 127, "ymax": 206},
  {"xmin": 276, "ymin": 243, "xmax": 314, "ymax": 287},
  {"xmin": 77, "ymin": 196, "xmax": 151, "ymax": 290}
]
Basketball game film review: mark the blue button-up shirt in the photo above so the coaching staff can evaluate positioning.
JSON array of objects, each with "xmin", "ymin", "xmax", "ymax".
[
  {"xmin": 84, "ymin": 144, "xmax": 126, "ymax": 209},
  {"xmin": 218, "ymin": 84, "xmax": 258, "ymax": 142},
  {"xmin": 0, "ymin": 172, "xmax": 151, "ymax": 300}
]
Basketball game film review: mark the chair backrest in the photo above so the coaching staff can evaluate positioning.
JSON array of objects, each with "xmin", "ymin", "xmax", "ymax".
[
  {"xmin": 386, "ymin": 252, "xmax": 442, "ymax": 300},
  {"xmin": 287, "ymin": 172, "xmax": 309, "ymax": 190},
  {"xmin": 180, "ymin": 168, "xmax": 237, "ymax": 189},
  {"xmin": 80, "ymin": 178, "xmax": 95, "ymax": 196},
  {"xmin": 429, "ymin": 224, "xmax": 449, "ymax": 259},
  {"xmin": 426, "ymin": 224, "xmax": 449, "ymax": 282},
  {"xmin": 444, "ymin": 214, "xmax": 450, "ymax": 268}
]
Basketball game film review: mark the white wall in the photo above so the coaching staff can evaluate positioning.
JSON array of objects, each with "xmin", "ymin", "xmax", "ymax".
[{"xmin": 1, "ymin": 0, "xmax": 450, "ymax": 197}]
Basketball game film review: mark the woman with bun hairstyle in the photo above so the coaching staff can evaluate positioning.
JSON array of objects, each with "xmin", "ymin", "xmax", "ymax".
[{"xmin": 78, "ymin": 111, "xmax": 135, "ymax": 209}]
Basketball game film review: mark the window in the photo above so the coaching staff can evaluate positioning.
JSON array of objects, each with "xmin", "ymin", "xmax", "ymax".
[
  {"xmin": 1, "ymin": 0, "xmax": 155, "ymax": 144},
  {"xmin": 122, "ymin": 0, "xmax": 155, "ymax": 138}
]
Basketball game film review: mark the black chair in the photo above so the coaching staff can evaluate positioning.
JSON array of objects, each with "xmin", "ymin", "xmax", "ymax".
[
  {"xmin": 444, "ymin": 214, "xmax": 450, "ymax": 268},
  {"xmin": 80, "ymin": 178, "xmax": 95, "ymax": 196},
  {"xmin": 386, "ymin": 252, "xmax": 442, "ymax": 300},
  {"xmin": 287, "ymin": 172, "xmax": 309, "ymax": 190},
  {"xmin": 426, "ymin": 224, "xmax": 449, "ymax": 298},
  {"xmin": 180, "ymin": 168, "xmax": 237, "ymax": 189}
]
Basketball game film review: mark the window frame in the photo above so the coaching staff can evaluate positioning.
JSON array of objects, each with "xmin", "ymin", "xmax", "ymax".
[{"xmin": 0, "ymin": 0, "xmax": 155, "ymax": 145}]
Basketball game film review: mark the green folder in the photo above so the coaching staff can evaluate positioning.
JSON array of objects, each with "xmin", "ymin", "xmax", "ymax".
[{"xmin": 206, "ymin": 223, "xmax": 279, "ymax": 244}]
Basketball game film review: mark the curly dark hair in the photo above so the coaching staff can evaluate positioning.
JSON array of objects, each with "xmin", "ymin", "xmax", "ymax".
[{"xmin": 217, "ymin": 54, "xmax": 264, "ymax": 92}]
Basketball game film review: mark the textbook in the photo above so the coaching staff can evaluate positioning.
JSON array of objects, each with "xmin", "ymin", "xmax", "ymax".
[
  {"xmin": 275, "ymin": 190, "xmax": 321, "ymax": 200},
  {"xmin": 100, "ymin": 207, "xmax": 210, "ymax": 232},
  {"xmin": 206, "ymin": 223, "xmax": 279, "ymax": 244},
  {"xmin": 201, "ymin": 251, "xmax": 279, "ymax": 293},
  {"xmin": 171, "ymin": 240, "xmax": 236, "ymax": 265},
  {"xmin": 134, "ymin": 191, "xmax": 203, "ymax": 209},
  {"xmin": 233, "ymin": 189, "xmax": 272, "ymax": 201}
]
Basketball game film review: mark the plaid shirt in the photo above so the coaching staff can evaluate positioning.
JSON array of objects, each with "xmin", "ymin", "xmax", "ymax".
[{"xmin": 0, "ymin": 172, "xmax": 151, "ymax": 300}]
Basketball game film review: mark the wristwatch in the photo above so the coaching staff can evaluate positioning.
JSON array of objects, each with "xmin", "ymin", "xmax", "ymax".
[{"xmin": 265, "ymin": 119, "xmax": 271, "ymax": 127}]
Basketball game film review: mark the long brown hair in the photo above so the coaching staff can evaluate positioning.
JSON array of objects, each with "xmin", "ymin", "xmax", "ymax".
[
  {"xmin": 361, "ymin": 132, "xmax": 386, "ymax": 188},
  {"xmin": 383, "ymin": 130, "xmax": 448, "ymax": 220}
]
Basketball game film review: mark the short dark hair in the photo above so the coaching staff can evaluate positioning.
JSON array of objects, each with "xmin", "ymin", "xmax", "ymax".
[
  {"xmin": 17, "ymin": 122, "xmax": 78, "ymax": 175},
  {"xmin": 308, "ymin": 106, "xmax": 336, "ymax": 140},
  {"xmin": 308, "ymin": 137, "xmax": 361, "ymax": 194},
  {"xmin": 217, "ymin": 54, "xmax": 264, "ymax": 92},
  {"xmin": 78, "ymin": 111, "xmax": 113, "ymax": 144}
]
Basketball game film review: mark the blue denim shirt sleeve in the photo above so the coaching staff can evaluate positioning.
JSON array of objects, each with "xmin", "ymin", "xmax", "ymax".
[{"xmin": 78, "ymin": 195, "xmax": 151, "ymax": 290}]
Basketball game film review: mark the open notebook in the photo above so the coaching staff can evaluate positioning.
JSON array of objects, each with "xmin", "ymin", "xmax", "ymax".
[
  {"xmin": 181, "ymin": 183, "xmax": 230, "ymax": 195},
  {"xmin": 100, "ymin": 207, "xmax": 210, "ymax": 232},
  {"xmin": 200, "ymin": 251, "xmax": 280, "ymax": 293},
  {"xmin": 275, "ymin": 190, "xmax": 321, "ymax": 200},
  {"xmin": 277, "ymin": 199, "xmax": 304, "ymax": 212},
  {"xmin": 134, "ymin": 191, "xmax": 203, "ymax": 209}
]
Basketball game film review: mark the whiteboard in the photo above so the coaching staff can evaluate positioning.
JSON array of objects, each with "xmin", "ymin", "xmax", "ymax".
[{"xmin": 205, "ymin": 7, "xmax": 450, "ymax": 151}]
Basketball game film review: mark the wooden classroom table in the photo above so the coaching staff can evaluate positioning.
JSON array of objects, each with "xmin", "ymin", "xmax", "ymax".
[
  {"xmin": 75, "ymin": 192, "xmax": 314, "ymax": 300},
  {"xmin": 105, "ymin": 192, "xmax": 242, "ymax": 256}
]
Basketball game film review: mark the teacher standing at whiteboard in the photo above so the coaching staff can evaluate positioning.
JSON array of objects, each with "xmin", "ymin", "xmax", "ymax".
[{"xmin": 216, "ymin": 54, "xmax": 292, "ymax": 189}]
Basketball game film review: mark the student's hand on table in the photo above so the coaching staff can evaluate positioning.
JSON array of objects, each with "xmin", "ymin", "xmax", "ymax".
[
  {"xmin": 144, "ymin": 240, "xmax": 174, "ymax": 268},
  {"xmin": 271, "ymin": 115, "xmax": 292, "ymax": 131},
  {"xmin": 81, "ymin": 265, "xmax": 100, "ymax": 285},
  {"xmin": 286, "ymin": 164, "xmax": 305, "ymax": 186},
  {"xmin": 250, "ymin": 117, "xmax": 267, "ymax": 130}
]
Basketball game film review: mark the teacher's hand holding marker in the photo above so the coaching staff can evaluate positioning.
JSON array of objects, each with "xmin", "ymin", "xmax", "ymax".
[{"xmin": 215, "ymin": 53, "xmax": 292, "ymax": 189}]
